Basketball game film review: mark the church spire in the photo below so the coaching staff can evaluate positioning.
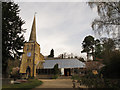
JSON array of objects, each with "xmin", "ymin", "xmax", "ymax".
[{"xmin": 29, "ymin": 14, "xmax": 36, "ymax": 42}]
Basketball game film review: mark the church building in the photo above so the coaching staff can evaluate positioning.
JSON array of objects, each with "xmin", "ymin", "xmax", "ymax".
[
  {"xmin": 20, "ymin": 15, "xmax": 86, "ymax": 78},
  {"xmin": 20, "ymin": 15, "xmax": 44, "ymax": 77}
]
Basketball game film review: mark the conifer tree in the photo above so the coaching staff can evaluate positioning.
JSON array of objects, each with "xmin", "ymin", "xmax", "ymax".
[
  {"xmin": 48, "ymin": 49, "xmax": 54, "ymax": 58},
  {"xmin": 2, "ymin": 2, "xmax": 25, "ymax": 77}
]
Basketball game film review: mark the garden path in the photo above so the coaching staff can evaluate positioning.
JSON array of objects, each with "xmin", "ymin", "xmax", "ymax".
[
  {"xmin": 36, "ymin": 79, "xmax": 72, "ymax": 88},
  {"xmin": 32, "ymin": 79, "xmax": 87, "ymax": 89}
]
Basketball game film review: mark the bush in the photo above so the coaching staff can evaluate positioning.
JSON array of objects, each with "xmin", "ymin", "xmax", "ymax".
[
  {"xmin": 73, "ymin": 71, "xmax": 120, "ymax": 89},
  {"xmin": 80, "ymin": 77, "xmax": 105, "ymax": 88},
  {"xmin": 101, "ymin": 50, "xmax": 120, "ymax": 78},
  {"xmin": 104, "ymin": 79, "xmax": 120, "ymax": 89},
  {"xmin": 53, "ymin": 64, "xmax": 60, "ymax": 75},
  {"xmin": 71, "ymin": 75, "xmax": 79, "ymax": 80},
  {"xmin": 10, "ymin": 67, "xmax": 21, "ymax": 80},
  {"xmin": 52, "ymin": 75, "xmax": 58, "ymax": 79}
]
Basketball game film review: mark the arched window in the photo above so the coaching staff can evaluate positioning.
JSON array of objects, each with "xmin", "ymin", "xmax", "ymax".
[{"xmin": 27, "ymin": 59, "xmax": 31, "ymax": 62}]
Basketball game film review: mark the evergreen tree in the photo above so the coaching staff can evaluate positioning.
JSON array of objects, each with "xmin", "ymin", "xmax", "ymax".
[
  {"xmin": 2, "ymin": 2, "xmax": 25, "ymax": 77},
  {"xmin": 48, "ymin": 49, "xmax": 54, "ymax": 58},
  {"xmin": 94, "ymin": 39, "xmax": 103, "ymax": 60},
  {"xmin": 81, "ymin": 35, "xmax": 95, "ymax": 60},
  {"xmin": 100, "ymin": 38, "xmax": 116, "ymax": 64},
  {"xmin": 53, "ymin": 64, "xmax": 59, "ymax": 75}
]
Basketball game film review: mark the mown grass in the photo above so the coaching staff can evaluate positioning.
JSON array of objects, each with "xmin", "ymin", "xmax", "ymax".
[{"xmin": 2, "ymin": 79, "xmax": 43, "ymax": 90}]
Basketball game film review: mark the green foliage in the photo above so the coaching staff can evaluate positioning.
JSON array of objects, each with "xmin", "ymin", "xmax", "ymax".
[
  {"xmin": 48, "ymin": 49, "xmax": 54, "ymax": 57},
  {"xmin": 94, "ymin": 39, "xmax": 103, "ymax": 59},
  {"xmin": 88, "ymin": 2, "xmax": 120, "ymax": 38},
  {"xmin": 80, "ymin": 77, "xmax": 104, "ymax": 88},
  {"xmin": 98, "ymin": 38, "xmax": 120, "ymax": 79},
  {"xmin": 101, "ymin": 50, "xmax": 120, "ymax": 78},
  {"xmin": 52, "ymin": 75, "xmax": 58, "ymax": 79},
  {"xmin": 94, "ymin": 38, "xmax": 116, "ymax": 61},
  {"xmin": 81, "ymin": 35, "xmax": 103, "ymax": 61},
  {"xmin": 7, "ymin": 59, "xmax": 20, "ymax": 75},
  {"xmin": 53, "ymin": 64, "xmax": 60, "ymax": 75},
  {"xmin": 10, "ymin": 67, "xmax": 21, "ymax": 80},
  {"xmin": 88, "ymin": 2, "xmax": 120, "ymax": 51},
  {"xmin": 80, "ymin": 78, "xmax": 120, "ymax": 89},
  {"xmin": 71, "ymin": 75, "xmax": 79, "ymax": 80},
  {"xmin": 2, "ymin": 79, "xmax": 43, "ymax": 89},
  {"xmin": 98, "ymin": 38, "xmax": 116, "ymax": 64},
  {"xmin": 81, "ymin": 35, "xmax": 94, "ymax": 53},
  {"xmin": 101, "ymin": 38, "xmax": 116, "ymax": 51},
  {"xmin": 2, "ymin": 2, "xmax": 25, "ymax": 76},
  {"xmin": 104, "ymin": 79, "xmax": 120, "ymax": 89},
  {"xmin": 72, "ymin": 71, "xmax": 105, "ymax": 88},
  {"xmin": 72, "ymin": 71, "xmax": 120, "ymax": 89},
  {"xmin": 81, "ymin": 35, "xmax": 94, "ymax": 60}
]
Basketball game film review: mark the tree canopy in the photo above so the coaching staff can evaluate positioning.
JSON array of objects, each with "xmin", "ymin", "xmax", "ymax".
[
  {"xmin": 81, "ymin": 35, "xmax": 94, "ymax": 60},
  {"xmin": 48, "ymin": 49, "xmax": 54, "ymax": 58},
  {"xmin": 88, "ymin": 2, "xmax": 120, "ymax": 39},
  {"xmin": 81, "ymin": 35, "xmax": 104, "ymax": 61},
  {"xmin": 53, "ymin": 64, "xmax": 60, "ymax": 75},
  {"xmin": 100, "ymin": 38, "xmax": 116, "ymax": 64},
  {"xmin": 2, "ymin": 2, "xmax": 25, "ymax": 76}
]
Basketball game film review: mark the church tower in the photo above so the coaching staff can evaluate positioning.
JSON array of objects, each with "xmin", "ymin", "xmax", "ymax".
[{"xmin": 20, "ymin": 15, "xmax": 44, "ymax": 77}]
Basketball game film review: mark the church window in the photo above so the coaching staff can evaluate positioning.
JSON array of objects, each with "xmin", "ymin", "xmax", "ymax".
[{"xmin": 27, "ymin": 59, "xmax": 31, "ymax": 62}]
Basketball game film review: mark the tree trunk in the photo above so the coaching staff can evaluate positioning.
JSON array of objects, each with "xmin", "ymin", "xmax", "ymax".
[
  {"xmin": 87, "ymin": 53, "xmax": 89, "ymax": 61},
  {"xmin": 92, "ymin": 48, "xmax": 94, "ymax": 61}
]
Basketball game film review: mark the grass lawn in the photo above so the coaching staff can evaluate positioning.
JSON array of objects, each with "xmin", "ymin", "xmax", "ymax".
[{"xmin": 2, "ymin": 79, "xmax": 43, "ymax": 90}]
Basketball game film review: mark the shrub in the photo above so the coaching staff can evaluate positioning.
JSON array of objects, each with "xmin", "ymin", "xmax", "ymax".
[
  {"xmin": 53, "ymin": 64, "xmax": 60, "ymax": 75},
  {"xmin": 10, "ymin": 67, "xmax": 21, "ymax": 80},
  {"xmin": 101, "ymin": 50, "xmax": 120, "ymax": 78},
  {"xmin": 71, "ymin": 75, "xmax": 79, "ymax": 80}
]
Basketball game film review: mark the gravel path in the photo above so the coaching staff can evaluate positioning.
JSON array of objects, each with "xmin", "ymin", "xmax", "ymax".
[
  {"xmin": 35, "ymin": 79, "xmax": 73, "ymax": 88},
  {"xmin": 31, "ymin": 79, "xmax": 87, "ymax": 89}
]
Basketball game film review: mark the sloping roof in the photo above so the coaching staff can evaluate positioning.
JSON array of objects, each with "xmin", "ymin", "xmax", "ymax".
[
  {"xmin": 43, "ymin": 59, "xmax": 85, "ymax": 69},
  {"xmin": 85, "ymin": 61, "xmax": 105, "ymax": 70},
  {"xmin": 36, "ymin": 60, "xmax": 45, "ymax": 69}
]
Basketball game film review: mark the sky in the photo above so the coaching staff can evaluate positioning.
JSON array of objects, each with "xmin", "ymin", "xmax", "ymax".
[{"xmin": 17, "ymin": 2, "xmax": 98, "ymax": 59}]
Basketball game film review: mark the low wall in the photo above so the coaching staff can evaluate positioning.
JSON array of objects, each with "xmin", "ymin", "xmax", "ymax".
[{"xmin": 36, "ymin": 74, "xmax": 72, "ymax": 79}]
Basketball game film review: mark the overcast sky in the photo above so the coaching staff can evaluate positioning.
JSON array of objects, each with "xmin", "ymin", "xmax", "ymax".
[{"xmin": 17, "ymin": 2, "xmax": 98, "ymax": 59}]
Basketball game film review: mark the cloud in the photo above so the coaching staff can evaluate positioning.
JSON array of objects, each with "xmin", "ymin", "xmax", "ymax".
[{"xmin": 18, "ymin": 2, "xmax": 98, "ymax": 59}]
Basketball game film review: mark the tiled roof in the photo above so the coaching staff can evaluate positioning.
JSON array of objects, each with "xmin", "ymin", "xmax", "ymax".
[
  {"xmin": 85, "ymin": 61, "xmax": 105, "ymax": 70},
  {"xmin": 43, "ymin": 59, "xmax": 86, "ymax": 69}
]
